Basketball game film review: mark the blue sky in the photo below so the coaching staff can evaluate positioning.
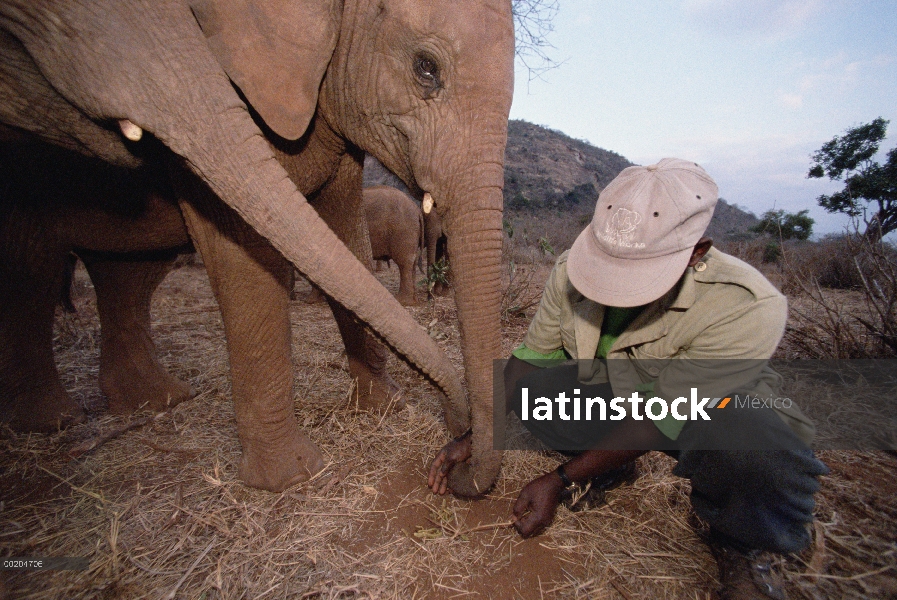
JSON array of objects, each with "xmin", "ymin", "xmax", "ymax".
[{"xmin": 509, "ymin": 0, "xmax": 897, "ymax": 236}]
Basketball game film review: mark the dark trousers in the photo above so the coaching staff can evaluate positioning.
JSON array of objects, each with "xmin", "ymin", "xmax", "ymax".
[{"xmin": 512, "ymin": 364, "xmax": 829, "ymax": 554}]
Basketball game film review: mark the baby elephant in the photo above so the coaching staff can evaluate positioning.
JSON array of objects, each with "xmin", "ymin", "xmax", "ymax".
[{"xmin": 364, "ymin": 186, "xmax": 425, "ymax": 306}]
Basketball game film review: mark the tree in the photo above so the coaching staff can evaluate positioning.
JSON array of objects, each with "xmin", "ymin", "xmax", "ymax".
[
  {"xmin": 750, "ymin": 209, "xmax": 814, "ymax": 241},
  {"xmin": 512, "ymin": 0, "xmax": 559, "ymax": 80},
  {"xmin": 808, "ymin": 118, "xmax": 897, "ymax": 239}
]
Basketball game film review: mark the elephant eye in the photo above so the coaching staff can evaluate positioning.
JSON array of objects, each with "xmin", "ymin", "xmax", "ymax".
[
  {"xmin": 415, "ymin": 55, "xmax": 438, "ymax": 80},
  {"xmin": 413, "ymin": 53, "xmax": 441, "ymax": 94}
]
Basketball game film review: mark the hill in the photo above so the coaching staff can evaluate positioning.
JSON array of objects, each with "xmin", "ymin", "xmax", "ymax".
[{"xmin": 503, "ymin": 119, "xmax": 632, "ymax": 213}]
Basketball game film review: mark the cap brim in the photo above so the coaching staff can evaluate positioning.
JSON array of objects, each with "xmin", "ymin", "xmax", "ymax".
[{"xmin": 567, "ymin": 225, "xmax": 692, "ymax": 307}]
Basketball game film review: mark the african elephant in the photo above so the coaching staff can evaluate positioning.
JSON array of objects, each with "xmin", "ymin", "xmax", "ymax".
[
  {"xmin": 0, "ymin": 0, "xmax": 513, "ymax": 495},
  {"xmin": 364, "ymin": 185, "xmax": 424, "ymax": 306}
]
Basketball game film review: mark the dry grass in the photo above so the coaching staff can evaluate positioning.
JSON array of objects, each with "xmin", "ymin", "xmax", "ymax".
[{"xmin": 1, "ymin": 263, "xmax": 895, "ymax": 599}]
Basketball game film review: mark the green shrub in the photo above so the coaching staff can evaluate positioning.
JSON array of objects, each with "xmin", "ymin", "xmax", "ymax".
[{"xmin": 762, "ymin": 241, "xmax": 782, "ymax": 264}]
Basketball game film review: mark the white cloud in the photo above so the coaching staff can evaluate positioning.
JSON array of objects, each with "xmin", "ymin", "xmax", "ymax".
[
  {"xmin": 680, "ymin": 0, "xmax": 827, "ymax": 40},
  {"xmin": 780, "ymin": 93, "xmax": 803, "ymax": 109},
  {"xmin": 782, "ymin": 51, "xmax": 895, "ymax": 109}
]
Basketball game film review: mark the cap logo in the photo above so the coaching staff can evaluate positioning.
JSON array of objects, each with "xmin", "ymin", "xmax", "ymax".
[{"xmin": 600, "ymin": 208, "xmax": 645, "ymax": 248}]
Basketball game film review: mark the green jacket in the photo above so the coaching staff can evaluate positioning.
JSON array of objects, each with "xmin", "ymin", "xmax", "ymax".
[{"xmin": 520, "ymin": 248, "xmax": 815, "ymax": 443}]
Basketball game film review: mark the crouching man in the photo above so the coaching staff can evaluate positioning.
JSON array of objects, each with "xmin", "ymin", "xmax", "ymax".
[{"xmin": 429, "ymin": 159, "xmax": 828, "ymax": 600}]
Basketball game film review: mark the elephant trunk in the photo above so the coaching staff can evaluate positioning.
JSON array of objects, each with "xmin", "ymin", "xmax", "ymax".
[{"xmin": 438, "ymin": 185, "xmax": 505, "ymax": 497}]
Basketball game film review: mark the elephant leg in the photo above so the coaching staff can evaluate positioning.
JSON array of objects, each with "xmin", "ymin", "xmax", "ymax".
[
  {"xmin": 395, "ymin": 255, "xmax": 419, "ymax": 306},
  {"xmin": 0, "ymin": 206, "xmax": 85, "ymax": 432},
  {"xmin": 313, "ymin": 153, "xmax": 403, "ymax": 412},
  {"xmin": 79, "ymin": 252, "xmax": 193, "ymax": 414},
  {"xmin": 176, "ymin": 174, "xmax": 324, "ymax": 492}
]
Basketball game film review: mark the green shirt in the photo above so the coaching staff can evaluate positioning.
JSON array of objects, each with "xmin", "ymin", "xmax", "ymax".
[
  {"xmin": 513, "ymin": 305, "xmax": 643, "ymax": 362},
  {"xmin": 596, "ymin": 306, "xmax": 643, "ymax": 359}
]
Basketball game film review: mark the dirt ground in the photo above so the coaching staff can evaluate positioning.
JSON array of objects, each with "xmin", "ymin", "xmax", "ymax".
[{"xmin": 1, "ymin": 262, "xmax": 895, "ymax": 599}]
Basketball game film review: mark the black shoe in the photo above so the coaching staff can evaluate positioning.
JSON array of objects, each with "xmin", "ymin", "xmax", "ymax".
[
  {"xmin": 561, "ymin": 461, "xmax": 638, "ymax": 512},
  {"xmin": 711, "ymin": 542, "xmax": 787, "ymax": 600}
]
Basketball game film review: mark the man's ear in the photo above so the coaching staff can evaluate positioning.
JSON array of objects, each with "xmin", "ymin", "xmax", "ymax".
[{"xmin": 688, "ymin": 237, "xmax": 713, "ymax": 267}]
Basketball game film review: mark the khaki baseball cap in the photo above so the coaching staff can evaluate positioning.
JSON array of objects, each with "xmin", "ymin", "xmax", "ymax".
[{"xmin": 567, "ymin": 158, "xmax": 718, "ymax": 307}]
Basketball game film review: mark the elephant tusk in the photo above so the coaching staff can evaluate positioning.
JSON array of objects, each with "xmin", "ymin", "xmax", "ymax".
[
  {"xmin": 118, "ymin": 119, "xmax": 143, "ymax": 142},
  {"xmin": 422, "ymin": 192, "xmax": 434, "ymax": 214}
]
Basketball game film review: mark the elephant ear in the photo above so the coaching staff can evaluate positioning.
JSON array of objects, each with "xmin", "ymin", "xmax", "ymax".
[{"xmin": 191, "ymin": 0, "xmax": 340, "ymax": 141}]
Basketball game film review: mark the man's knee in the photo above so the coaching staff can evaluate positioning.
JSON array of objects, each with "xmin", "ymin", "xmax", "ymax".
[{"xmin": 676, "ymin": 446, "xmax": 828, "ymax": 553}]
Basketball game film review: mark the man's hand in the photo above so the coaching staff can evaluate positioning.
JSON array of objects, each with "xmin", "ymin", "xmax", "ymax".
[
  {"xmin": 512, "ymin": 471, "xmax": 565, "ymax": 537},
  {"xmin": 427, "ymin": 431, "xmax": 473, "ymax": 495}
]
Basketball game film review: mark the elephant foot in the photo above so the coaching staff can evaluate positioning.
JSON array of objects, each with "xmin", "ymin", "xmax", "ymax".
[
  {"xmin": 0, "ymin": 385, "xmax": 85, "ymax": 433},
  {"xmin": 347, "ymin": 356, "xmax": 405, "ymax": 413},
  {"xmin": 101, "ymin": 360, "xmax": 193, "ymax": 415},
  {"xmin": 238, "ymin": 430, "xmax": 325, "ymax": 492}
]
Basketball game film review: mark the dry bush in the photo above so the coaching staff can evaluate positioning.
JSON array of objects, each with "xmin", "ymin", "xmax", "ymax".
[
  {"xmin": 780, "ymin": 236, "xmax": 871, "ymax": 291},
  {"xmin": 498, "ymin": 209, "xmax": 590, "ymax": 323},
  {"xmin": 731, "ymin": 235, "xmax": 896, "ymax": 294},
  {"xmin": 780, "ymin": 287, "xmax": 877, "ymax": 359},
  {"xmin": 850, "ymin": 239, "xmax": 897, "ymax": 353},
  {"xmin": 720, "ymin": 237, "xmax": 778, "ymax": 268},
  {"xmin": 500, "ymin": 261, "xmax": 542, "ymax": 323},
  {"xmin": 500, "ymin": 219, "xmax": 557, "ymax": 322},
  {"xmin": 777, "ymin": 235, "xmax": 897, "ymax": 358},
  {"xmin": 720, "ymin": 236, "xmax": 875, "ymax": 293}
]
